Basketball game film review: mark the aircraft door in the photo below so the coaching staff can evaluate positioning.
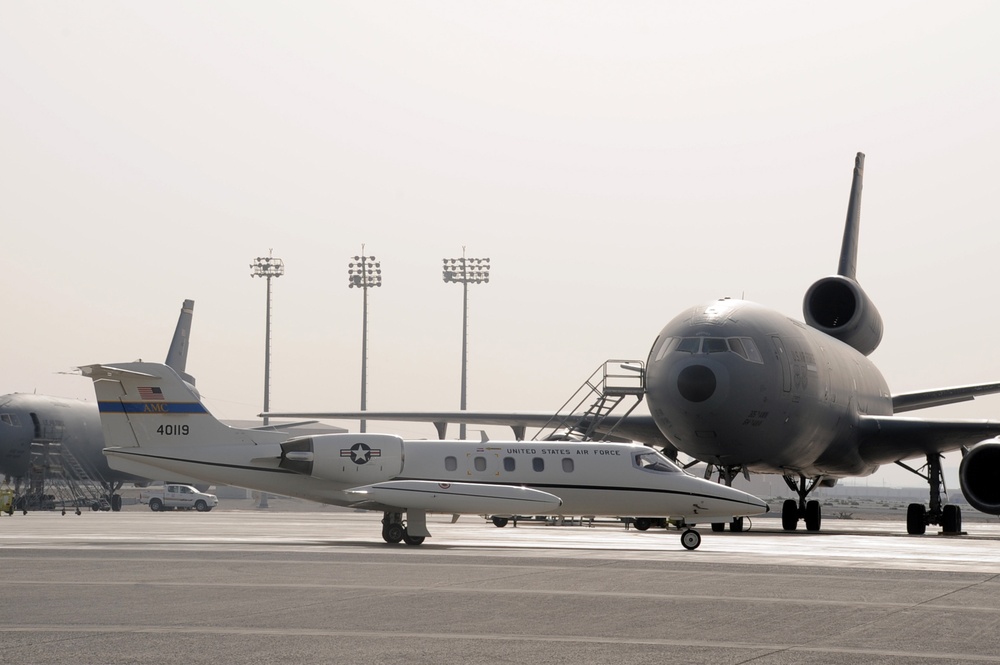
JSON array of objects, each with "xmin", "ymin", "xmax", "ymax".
[{"xmin": 770, "ymin": 336, "xmax": 791, "ymax": 394}]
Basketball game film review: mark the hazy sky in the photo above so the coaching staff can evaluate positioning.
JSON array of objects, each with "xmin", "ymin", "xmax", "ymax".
[{"xmin": 2, "ymin": 2, "xmax": 998, "ymax": 488}]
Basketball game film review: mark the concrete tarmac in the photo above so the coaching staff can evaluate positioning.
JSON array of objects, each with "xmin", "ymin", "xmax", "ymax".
[{"xmin": 3, "ymin": 509, "xmax": 1000, "ymax": 664}]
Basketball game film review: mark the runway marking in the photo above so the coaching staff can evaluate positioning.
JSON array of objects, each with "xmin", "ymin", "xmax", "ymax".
[
  {"xmin": 2, "ymin": 625, "xmax": 999, "ymax": 662},
  {"xmin": 4, "ymin": 578, "xmax": 998, "ymax": 613}
]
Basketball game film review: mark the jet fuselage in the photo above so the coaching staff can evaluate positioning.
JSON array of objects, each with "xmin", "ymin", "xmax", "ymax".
[{"xmin": 645, "ymin": 298, "xmax": 892, "ymax": 478}]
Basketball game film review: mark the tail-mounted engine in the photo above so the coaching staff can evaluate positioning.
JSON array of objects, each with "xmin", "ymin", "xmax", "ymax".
[
  {"xmin": 959, "ymin": 439, "xmax": 1000, "ymax": 515},
  {"xmin": 279, "ymin": 433, "xmax": 403, "ymax": 485},
  {"xmin": 803, "ymin": 275, "xmax": 883, "ymax": 356}
]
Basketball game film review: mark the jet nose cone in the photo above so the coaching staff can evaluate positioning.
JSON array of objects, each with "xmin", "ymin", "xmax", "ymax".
[{"xmin": 677, "ymin": 364, "xmax": 716, "ymax": 403}]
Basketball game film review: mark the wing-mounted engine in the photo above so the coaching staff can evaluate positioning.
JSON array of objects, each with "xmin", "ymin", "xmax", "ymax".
[
  {"xmin": 959, "ymin": 438, "xmax": 1000, "ymax": 515},
  {"xmin": 803, "ymin": 275, "xmax": 883, "ymax": 356},
  {"xmin": 279, "ymin": 433, "xmax": 403, "ymax": 485}
]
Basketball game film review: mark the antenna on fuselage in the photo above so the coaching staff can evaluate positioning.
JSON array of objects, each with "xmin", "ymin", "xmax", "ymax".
[{"xmin": 838, "ymin": 152, "xmax": 865, "ymax": 280}]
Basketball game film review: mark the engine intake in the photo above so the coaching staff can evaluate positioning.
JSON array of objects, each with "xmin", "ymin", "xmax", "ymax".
[
  {"xmin": 279, "ymin": 433, "xmax": 403, "ymax": 485},
  {"xmin": 803, "ymin": 275, "xmax": 883, "ymax": 356},
  {"xmin": 959, "ymin": 439, "xmax": 1000, "ymax": 515}
]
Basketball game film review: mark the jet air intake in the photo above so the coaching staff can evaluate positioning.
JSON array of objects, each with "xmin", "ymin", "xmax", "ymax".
[
  {"xmin": 803, "ymin": 275, "xmax": 883, "ymax": 356},
  {"xmin": 279, "ymin": 433, "xmax": 403, "ymax": 484},
  {"xmin": 959, "ymin": 439, "xmax": 1000, "ymax": 515}
]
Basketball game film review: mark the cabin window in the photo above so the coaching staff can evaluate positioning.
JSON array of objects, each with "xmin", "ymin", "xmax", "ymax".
[
  {"xmin": 532, "ymin": 457, "xmax": 544, "ymax": 472},
  {"xmin": 474, "ymin": 456, "xmax": 487, "ymax": 472},
  {"xmin": 503, "ymin": 457, "xmax": 516, "ymax": 472},
  {"xmin": 561, "ymin": 458, "xmax": 574, "ymax": 473},
  {"xmin": 445, "ymin": 456, "xmax": 458, "ymax": 471},
  {"xmin": 634, "ymin": 451, "xmax": 681, "ymax": 473}
]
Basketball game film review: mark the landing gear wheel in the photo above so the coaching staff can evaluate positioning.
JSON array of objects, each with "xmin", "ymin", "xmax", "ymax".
[
  {"xmin": 91, "ymin": 502, "xmax": 100, "ymax": 512},
  {"xmin": 491, "ymin": 516, "xmax": 509, "ymax": 528},
  {"xmin": 633, "ymin": 518, "xmax": 652, "ymax": 531},
  {"xmin": 111, "ymin": 494, "xmax": 122, "ymax": 512},
  {"xmin": 907, "ymin": 503, "xmax": 927, "ymax": 535},
  {"xmin": 781, "ymin": 499, "xmax": 799, "ymax": 531},
  {"xmin": 402, "ymin": 531, "xmax": 426, "ymax": 546},
  {"xmin": 730, "ymin": 517, "xmax": 745, "ymax": 533},
  {"xmin": 382, "ymin": 522, "xmax": 405, "ymax": 544},
  {"xmin": 680, "ymin": 529, "xmax": 702, "ymax": 550},
  {"xmin": 943, "ymin": 504, "xmax": 962, "ymax": 533},
  {"xmin": 711, "ymin": 522, "xmax": 726, "ymax": 533},
  {"xmin": 805, "ymin": 500, "xmax": 821, "ymax": 532}
]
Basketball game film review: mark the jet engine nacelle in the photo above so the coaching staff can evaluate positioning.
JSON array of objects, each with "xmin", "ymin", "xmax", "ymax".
[
  {"xmin": 803, "ymin": 275, "xmax": 883, "ymax": 356},
  {"xmin": 278, "ymin": 433, "xmax": 403, "ymax": 485},
  {"xmin": 959, "ymin": 439, "xmax": 1000, "ymax": 515}
]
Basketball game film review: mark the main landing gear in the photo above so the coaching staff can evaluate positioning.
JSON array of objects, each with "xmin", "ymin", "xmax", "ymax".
[
  {"xmin": 381, "ymin": 511, "xmax": 426, "ymax": 546},
  {"xmin": 897, "ymin": 453, "xmax": 963, "ymax": 535},
  {"xmin": 780, "ymin": 475, "xmax": 823, "ymax": 531},
  {"xmin": 101, "ymin": 481, "xmax": 124, "ymax": 512}
]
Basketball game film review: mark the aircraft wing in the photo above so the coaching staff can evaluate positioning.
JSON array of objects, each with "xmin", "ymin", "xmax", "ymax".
[
  {"xmin": 858, "ymin": 415, "xmax": 1000, "ymax": 465},
  {"xmin": 892, "ymin": 382, "xmax": 1000, "ymax": 413},
  {"xmin": 262, "ymin": 410, "xmax": 675, "ymax": 449}
]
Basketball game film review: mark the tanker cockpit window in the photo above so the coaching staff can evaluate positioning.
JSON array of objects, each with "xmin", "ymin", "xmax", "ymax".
[
  {"xmin": 676, "ymin": 337, "xmax": 701, "ymax": 353},
  {"xmin": 0, "ymin": 413, "xmax": 21, "ymax": 426},
  {"xmin": 703, "ymin": 338, "xmax": 728, "ymax": 353}
]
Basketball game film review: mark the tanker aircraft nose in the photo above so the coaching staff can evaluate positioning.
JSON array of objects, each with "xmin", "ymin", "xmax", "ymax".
[{"xmin": 677, "ymin": 364, "xmax": 717, "ymax": 403}]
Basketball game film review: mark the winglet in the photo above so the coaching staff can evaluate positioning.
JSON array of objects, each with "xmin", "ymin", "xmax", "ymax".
[
  {"xmin": 164, "ymin": 299, "xmax": 196, "ymax": 385},
  {"xmin": 838, "ymin": 153, "xmax": 865, "ymax": 279}
]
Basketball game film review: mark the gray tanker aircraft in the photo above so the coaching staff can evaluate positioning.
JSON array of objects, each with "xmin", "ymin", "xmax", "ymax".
[
  {"xmin": 79, "ymin": 361, "xmax": 768, "ymax": 549},
  {"xmin": 268, "ymin": 153, "xmax": 1000, "ymax": 536}
]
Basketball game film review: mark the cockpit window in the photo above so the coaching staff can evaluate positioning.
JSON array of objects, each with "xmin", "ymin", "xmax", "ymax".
[
  {"xmin": 634, "ymin": 451, "xmax": 680, "ymax": 473},
  {"xmin": 703, "ymin": 338, "xmax": 728, "ymax": 353},
  {"xmin": 659, "ymin": 336, "xmax": 764, "ymax": 364},
  {"xmin": 676, "ymin": 337, "xmax": 701, "ymax": 353},
  {"xmin": 0, "ymin": 414, "xmax": 20, "ymax": 426}
]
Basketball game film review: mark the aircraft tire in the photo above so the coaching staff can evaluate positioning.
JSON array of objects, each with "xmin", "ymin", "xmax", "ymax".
[
  {"xmin": 91, "ymin": 502, "xmax": 100, "ymax": 512},
  {"xmin": 781, "ymin": 499, "xmax": 798, "ymax": 531},
  {"xmin": 711, "ymin": 522, "xmax": 726, "ymax": 532},
  {"xmin": 805, "ymin": 500, "xmax": 821, "ymax": 532},
  {"xmin": 383, "ymin": 522, "xmax": 405, "ymax": 544},
  {"xmin": 402, "ymin": 531, "xmax": 425, "ymax": 546},
  {"xmin": 149, "ymin": 499, "xmax": 162, "ymax": 512},
  {"xmin": 906, "ymin": 503, "xmax": 927, "ymax": 535},
  {"xmin": 111, "ymin": 494, "xmax": 122, "ymax": 512},
  {"xmin": 633, "ymin": 518, "xmax": 652, "ymax": 531},
  {"xmin": 491, "ymin": 516, "xmax": 509, "ymax": 528},
  {"xmin": 730, "ymin": 517, "xmax": 745, "ymax": 533},
  {"xmin": 943, "ymin": 504, "xmax": 962, "ymax": 533},
  {"xmin": 680, "ymin": 529, "xmax": 701, "ymax": 550}
]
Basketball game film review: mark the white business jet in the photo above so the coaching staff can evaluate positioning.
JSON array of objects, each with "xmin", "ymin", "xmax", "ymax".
[{"xmin": 80, "ymin": 362, "xmax": 768, "ymax": 550}]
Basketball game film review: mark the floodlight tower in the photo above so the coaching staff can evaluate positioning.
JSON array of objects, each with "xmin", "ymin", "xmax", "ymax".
[
  {"xmin": 348, "ymin": 245, "xmax": 382, "ymax": 433},
  {"xmin": 442, "ymin": 248, "xmax": 490, "ymax": 439},
  {"xmin": 250, "ymin": 251, "xmax": 284, "ymax": 426}
]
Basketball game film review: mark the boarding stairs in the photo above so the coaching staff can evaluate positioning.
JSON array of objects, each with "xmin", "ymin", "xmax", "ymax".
[
  {"xmin": 531, "ymin": 359, "xmax": 646, "ymax": 442},
  {"xmin": 20, "ymin": 440, "xmax": 109, "ymax": 513}
]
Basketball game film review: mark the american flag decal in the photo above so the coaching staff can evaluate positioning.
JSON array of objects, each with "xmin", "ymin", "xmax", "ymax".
[{"xmin": 137, "ymin": 386, "xmax": 165, "ymax": 401}]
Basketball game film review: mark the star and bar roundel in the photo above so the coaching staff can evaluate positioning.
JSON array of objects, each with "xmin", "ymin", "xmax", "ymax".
[{"xmin": 340, "ymin": 442, "xmax": 381, "ymax": 465}]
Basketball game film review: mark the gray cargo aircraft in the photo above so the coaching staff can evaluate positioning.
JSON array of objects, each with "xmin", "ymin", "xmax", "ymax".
[
  {"xmin": 0, "ymin": 300, "xmax": 198, "ymax": 509},
  {"xmin": 267, "ymin": 154, "xmax": 1000, "ymax": 536}
]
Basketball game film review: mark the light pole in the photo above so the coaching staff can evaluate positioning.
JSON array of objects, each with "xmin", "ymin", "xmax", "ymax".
[
  {"xmin": 250, "ymin": 251, "xmax": 284, "ymax": 426},
  {"xmin": 348, "ymin": 246, "xmax": 382, "ymax": 433},
  {"xmin": 442, "ymin": 249, "xmax": 490, "ymax": 439}
]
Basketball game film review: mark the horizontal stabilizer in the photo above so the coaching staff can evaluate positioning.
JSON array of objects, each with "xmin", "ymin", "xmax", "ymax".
[{"xmin": 346, "ymin": 480, "xmax": 563, "ymax": 515}]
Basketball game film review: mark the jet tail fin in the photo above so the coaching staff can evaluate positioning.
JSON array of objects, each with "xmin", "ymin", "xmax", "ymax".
[
  {"xmin": 164, "ymin": 299, "xmax": 196, "ymax": 385},
  {"xmin": 79, "ymin": 362, "xmax": 283, "ymax": 450},
  {"xmin": 838, "ymin": 152, "xmax": 865, "ymax": 279}
]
